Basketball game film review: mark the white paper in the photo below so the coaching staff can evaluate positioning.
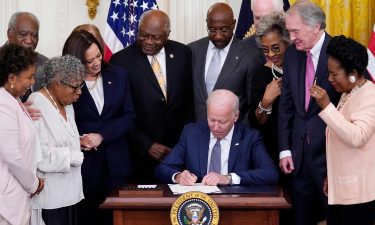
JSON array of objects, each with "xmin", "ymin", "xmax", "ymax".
[{"xmin": 168, "ymin": 183, "xmax": 222, "ymax": 194}]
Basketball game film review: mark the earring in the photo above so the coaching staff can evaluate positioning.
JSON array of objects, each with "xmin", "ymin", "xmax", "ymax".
[
  {"xmin": 10, "ymin": 84, "xmax": 14, "ymax": 89},
  {"xmin": 349, "ymin": 75, "xmax": 356, "ymax": 84}
]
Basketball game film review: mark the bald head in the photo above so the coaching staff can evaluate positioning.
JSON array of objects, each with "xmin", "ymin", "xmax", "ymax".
[
  {"xmin": 207, "ymin": 90, "xmax": 239, "ymax": 139},
  {"xmin": 252, "ymin": 0, "xmax": 284, "ymax": 27},
  {"xmin": 137, "ymin": 10, "xmax": 170, "ymax": 55},
  {"xmin": 7, "ymin": 12, "xmax": 40, "ymax": 50},
  {"xmin": 206, "ymin": 3, "xmax": 236, "ymax": 49}
]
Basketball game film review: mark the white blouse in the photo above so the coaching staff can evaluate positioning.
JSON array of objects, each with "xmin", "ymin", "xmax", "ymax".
[
  {"xmin": 86, "ymin": 76, "xmax": 104, "ymax": 114},
  {"xmin": 28, "ymin": 92, "xmax": 84, "ymax": 224}
]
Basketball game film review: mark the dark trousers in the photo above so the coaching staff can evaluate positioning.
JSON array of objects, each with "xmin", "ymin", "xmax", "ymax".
[
  {"xmin": 42, "ymin": 205, "xmax": 78, "ymax": 225},
  {"xmin": 329, "ymin": 200, "xmax": 375, "ymax": 225},
  {"xmin": 290, "ymin": 141, "xmax": 330, "ymax": 225}
]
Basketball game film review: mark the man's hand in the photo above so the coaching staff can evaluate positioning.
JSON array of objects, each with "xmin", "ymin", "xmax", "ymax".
[
  {"xmin": 23, "ymin": 101, "xmax": 41, "ymax": 120},
  {"xmin": 148, "ymin": 143, "xmax": 171, "ymax": 161},
  {"xmin": 175, "ymin": 170, "xmax": 197, "ymax": 186},
  {"xmin": 279, "ymin": 156, "xmax": 294, "ymax": 174},
  {"xmin": 201, "ymin": 172, "xmax": 229, "ymax": 186}
]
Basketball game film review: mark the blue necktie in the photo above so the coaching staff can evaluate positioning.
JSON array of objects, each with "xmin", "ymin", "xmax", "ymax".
[{"xmin": 209, "ymin": 139, "xmax": 221, "ymax": 173}]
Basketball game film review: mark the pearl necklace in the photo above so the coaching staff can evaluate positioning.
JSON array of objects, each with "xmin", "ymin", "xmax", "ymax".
[
  {"xmin": 86, "ymin": 74, "xmax": 101, "ymax": 92},
  {"xmin": 271, "ymin": 63, "xmax": 283, "ymax": 80},
  {"xmin": 337, "ymin": 79, "xmax": 367, "ymax": 110},
  {"xmin": 43, "ymin": 87, "xmax": 77, "ymax": 137}
]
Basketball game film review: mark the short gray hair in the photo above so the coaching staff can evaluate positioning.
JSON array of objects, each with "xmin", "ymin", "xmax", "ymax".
[
  {"xmin": 37, "ymin": 55, "xmax": 85, "ymax": 87},
  {"xmin": 138, "ymin": 10, "xmax": 171, "ymax": 32},
  {"xmin": 251, "ymin": 0, "xmax": 284, "ymax": 12},
  {"xmin": 207, "ymin": 89, "xmax": 239, "ymax": 115},
  {"xmin": 287, "ymin": 0, "xmax": 326, "ymax": 30},
  {"xmin": 256, "ymin": 12, "xmax": 291, "ymax": 46},
  {"xmin": 8, "ymin": 12, "xmax": 40, "ymax": 30}
]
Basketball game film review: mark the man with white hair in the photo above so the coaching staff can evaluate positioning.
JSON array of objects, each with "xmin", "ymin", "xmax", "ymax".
[{"xmin": 155, "ymin": 89, "xmax": 278, "ymax": 186}]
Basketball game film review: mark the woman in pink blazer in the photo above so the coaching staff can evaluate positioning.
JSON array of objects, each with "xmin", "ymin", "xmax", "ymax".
[
  {"xmin": 0, "ymin": 45, "xmax": 44, "ymax": 225},
  {"xmin": 311, "ymin": 36, "xmax": 375, "ymax": 225}
]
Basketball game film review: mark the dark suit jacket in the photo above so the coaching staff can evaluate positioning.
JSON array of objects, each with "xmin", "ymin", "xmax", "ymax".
[
  {"xmin": 278, "ymin": 33, "xmax": 340, "ymax": 175},
  {"xmin": 155, "ymin": 122, "xmax": 278, "ymax": 185},
  {"xmin": 73, "ymin": 65, "xmax": 135, "ymax": 180},
  {"xmin": 110, "ymin": 40, "xmax": 193, "ymax": 182},
  {"xmin": 189, "ymin": 37, "xmax": 264, "ymax": 122},
  {"xmin": 242, "ymin": 35, "xmax": 266, "ymax": 64}
]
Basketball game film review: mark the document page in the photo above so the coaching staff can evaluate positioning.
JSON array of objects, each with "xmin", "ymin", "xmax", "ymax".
[{"xmin": 168, "ymin": 183, "xmax": 222, "ymax": 194}]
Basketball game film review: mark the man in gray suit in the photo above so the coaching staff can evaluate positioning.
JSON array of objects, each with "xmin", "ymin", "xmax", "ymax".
[
  {"xmin": 6, "ymin": 12, "xmax": 48, "ymax": 101},
  {"xmin": 189, "ymin": 3, "xmax": 263, "ymax": 122}
]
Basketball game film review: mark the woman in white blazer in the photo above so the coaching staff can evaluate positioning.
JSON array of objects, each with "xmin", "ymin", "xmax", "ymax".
[
  {"xmin": 0, "ymin": 45, "xmax": 44, "ymax": 225},
  {"xmin": 311, "ymin": 35, "xmax": 375, "ymax": 225}
]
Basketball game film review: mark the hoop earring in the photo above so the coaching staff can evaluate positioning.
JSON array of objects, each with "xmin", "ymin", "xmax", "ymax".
[
  {"xmin": 349, "ymin": 75, "xmax": 356, "ymax": 84},
  {"xmin": 10, "ymin": 84, "xmax": 14, "ymax": 89}
]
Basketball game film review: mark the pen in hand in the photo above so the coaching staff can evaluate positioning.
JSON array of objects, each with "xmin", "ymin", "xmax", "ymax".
[{"xmin": 313, "ymin": 76, "xmax": 317, "ymax": 86}]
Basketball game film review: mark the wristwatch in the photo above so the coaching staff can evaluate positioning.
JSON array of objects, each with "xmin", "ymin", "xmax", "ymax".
[{"xmin": 225, "ymin": 174, "xmax": 232, "ymax": 185}]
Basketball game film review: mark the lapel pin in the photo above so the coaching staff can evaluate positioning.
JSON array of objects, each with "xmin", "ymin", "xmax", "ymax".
[
  {"xmin": 235, "ymin": 143, "xmax": 239, "ymax": 146},
  {"xmin": 235, "ymin": 56, "xmax": 239, "ymax": 60},
  {"xmin": 108, "ymin": 81, "xmax": 112, "ymax": 84},
  {"xmin": 170, "ymin": 53, "xmax": 174, "ymax": 58}
]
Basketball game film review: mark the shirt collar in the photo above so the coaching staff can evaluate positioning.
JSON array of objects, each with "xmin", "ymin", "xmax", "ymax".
[
  {"xmin": 208, "ymin": 36, "xmax": 234, "ymax": 54},
  {"xmin": 309, "ymin": 32, "xmax": 325, "ymax": 57},
  {"xmin": 210, "ymin": 123, "xmax": 235, "ymax": 142}
]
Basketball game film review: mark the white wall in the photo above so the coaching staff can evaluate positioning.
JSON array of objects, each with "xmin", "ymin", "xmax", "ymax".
[{"xmin": 0, "ymin": 0, "xmax": 241, "ymax": 58}]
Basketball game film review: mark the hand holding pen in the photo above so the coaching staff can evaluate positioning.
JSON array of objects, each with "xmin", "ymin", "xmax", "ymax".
[
  {"xmin": 310, "ymin": 76, "xmax": 331, "ymax": 110},
  {"xmin": 176, "ymin": 170, "xmax": 197, "ymax": 186}
]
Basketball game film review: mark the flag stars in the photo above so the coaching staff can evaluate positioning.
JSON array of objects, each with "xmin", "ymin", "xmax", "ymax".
[
  {"xmin": 121, "ymin": 27, "xmax": 126, "ymax": 37},
  {"xmin": 123, "ymin": 0, "xmax": 128, "ymax": 7},
  {"xmin": 126, "ymin": 29, "xmax": 135, "ymax": 38},
  {"xmin": 112, "ymin": 0, "xmax": 121, "ymax": 7},
  {"xmin": 110, "ymin": 11, "xmax": 119, "ymax": 22},
  {"xmin": 129, "ymin": 13, "xmax": 137, "ymax": 24},
  {"xmin": 130, "ymin": 0, "xmax": 138, "ymax": 8},
  {"xmin": 122, "ymin": 12, "xmax": 127, "ymax": 22},
  {"xmin": 151, "ymin": 3, "xmax": 158, "ymax": 9},
  {"xmin": 140, "ymin": 1, "xmax": 149, "ymax": 11}
]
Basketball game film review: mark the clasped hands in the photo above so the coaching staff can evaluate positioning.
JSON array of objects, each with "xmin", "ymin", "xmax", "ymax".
[
  {"xmin": 80, "ymin": 133, "xmax": 103, "ymax": 151},
  {"xmin": 31, "ymin": 177, "xmax": 45, "ymax": 198},
  {"xmin": 175, "ymin": 170, "xmax": 230, "ymax": 186}
]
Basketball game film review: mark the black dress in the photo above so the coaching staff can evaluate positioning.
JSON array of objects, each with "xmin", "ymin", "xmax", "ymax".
[{"xmin": 248, "ymin": 66, "xmax": 282, "ymax": 165}]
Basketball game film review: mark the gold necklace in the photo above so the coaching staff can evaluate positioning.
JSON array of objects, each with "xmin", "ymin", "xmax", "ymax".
[
  {"xmin": 87, "ymin": 74, "xmax": 101, "ymax": 92},
  {"xmin": 43, "ymin": 87, "xmax": 77, "ymax": 137},
  {"xmin": 337, "ymin": 79, "xmax": 367, "ymax": 110}
]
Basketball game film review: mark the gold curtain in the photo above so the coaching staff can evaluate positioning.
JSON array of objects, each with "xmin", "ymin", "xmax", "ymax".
[{"xmin": 288, "ymin": 0, "xmax": 375, "ymax": 46}]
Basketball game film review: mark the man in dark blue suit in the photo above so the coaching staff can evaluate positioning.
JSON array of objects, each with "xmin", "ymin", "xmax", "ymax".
[
  {"xmin": 278, "ymin": 2, "xmax": 340, "ymax": 225},
  {"xmin": 155, "ymin": 90, "xmax": 278, "ymax": 186}
]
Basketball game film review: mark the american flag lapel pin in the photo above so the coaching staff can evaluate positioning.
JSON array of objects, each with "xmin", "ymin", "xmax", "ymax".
[
  {"xmin": 170, "ymin": 53, "xmax": 174, "ymax": 58},
  {"xmin": 235, "ymin": 56, "xmax": 239, "ymax": 60},
  {"xmin": 235, "ymin": 143, "xmax": 239, "ymax": 146},
  {"xmin": 108, "ymin": 81, "xmax": 112, "ymax": 85}
]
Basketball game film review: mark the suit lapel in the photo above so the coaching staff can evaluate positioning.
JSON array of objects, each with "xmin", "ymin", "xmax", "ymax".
[
  {"xmin": 134, "ymin": 46, "xmax": 165, "ymax": 97},
  {"xmin": 228, "ymin": 124, "xmax": 241, "ymax": 172},
  {"xmin": 214, "ymin": 38, "xmax": 241, "ymax": 89},
  {"xmin": 198, "ymin": 125, "xmax": 210, "ymax": 177},
  {"xmin": 165, "ymin": 42, "xmax": 176, "ymax": 103},
  {"xmin": 81, "ymin": 83, "xmax": 99, "ymax": 114},
  {"xmin": 197, "ymin": 39, "xmax": 210, "ymax": 99},
  {"xmin": 101, "ymin": 72, "xmax": 113, "ymax": 114}
]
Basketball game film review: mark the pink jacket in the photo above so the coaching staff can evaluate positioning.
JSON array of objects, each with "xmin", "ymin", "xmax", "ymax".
[
  {"xmin": 0, "ymin": 88, "xmax": 40, "ymax": 225},
  {"xmin": 319, "ymin": 81, "xmax": 375, "ymax": 205}
]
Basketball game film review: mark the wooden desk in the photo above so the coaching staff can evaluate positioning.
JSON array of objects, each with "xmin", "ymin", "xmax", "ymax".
[{"xmin": 100, "ymin": 185, "xmax": 290, "ymax": 225}]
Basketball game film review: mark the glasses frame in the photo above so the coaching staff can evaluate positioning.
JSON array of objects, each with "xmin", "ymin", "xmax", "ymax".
[
  {"xmin": 61, "ymin": 81, "xmax": 85, "ymax": 93},
  {"xmin": 260, "ymin": 45, "xmax": 281, "ymax": 54}
]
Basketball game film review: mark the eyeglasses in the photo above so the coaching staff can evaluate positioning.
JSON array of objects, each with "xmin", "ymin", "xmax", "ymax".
[
  {"xmin": 61, "ymin": 81, "xmax": 85, "ymax": 93},
  {"xmin": 261, "ymin": 45, "xmax": 281, "ymax": 54},
  {"xmin": 207, "ymin": 27, "xmax": 231, "ymax": 35}
]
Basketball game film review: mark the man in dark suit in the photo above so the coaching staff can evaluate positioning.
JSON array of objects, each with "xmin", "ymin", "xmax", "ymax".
[
  {"xmin": 110, "ymin": 10, "xmax": 193, "ymax": 183},
  {"xmin": 155, "ymin": 90, "xmax": 278, "ymax": 186},
  {"xmin": 6, "ymin": 12, "xmax": 48, "ymax": 97},
  {"xmin": 189, "ymin": 3, "xmax": 263, "ymax": 122},
  {"xmin": 278, "ymin": 2, "xmax": 340, "ymax": 225}
]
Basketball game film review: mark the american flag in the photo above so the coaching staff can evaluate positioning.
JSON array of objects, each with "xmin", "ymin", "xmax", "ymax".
[
  {"xmin": 367, "ymin": 24, "xmax": 375, "ymax": 82},
  {"xmin": 104, "ymin": 0, "xmax": 158, "ymax": 62}
]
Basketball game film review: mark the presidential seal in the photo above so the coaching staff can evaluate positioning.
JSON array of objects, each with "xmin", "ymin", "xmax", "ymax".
[{"xmin": 170, "ymin": 191, "xmax": 219, "ymax": 225}]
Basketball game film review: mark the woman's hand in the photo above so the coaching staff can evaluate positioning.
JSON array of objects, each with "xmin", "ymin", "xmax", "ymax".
[
  {"xmin": 323, "ymin": 177, "xmax": 328, "ymax": 197},
  {"xmin": 31, "ymin": 177, "xmax": 45, "ymax": 198},
  {"xmin": 80, "ymin": 133, "xmax": 103, "ymax": 150},
  {"xmin": 310, "ymin": 85, "xmax": 331, "ymax": 109},
  {"xmin": 261, "ymin": 78, "xmax": 283, "ymax": 108}
]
